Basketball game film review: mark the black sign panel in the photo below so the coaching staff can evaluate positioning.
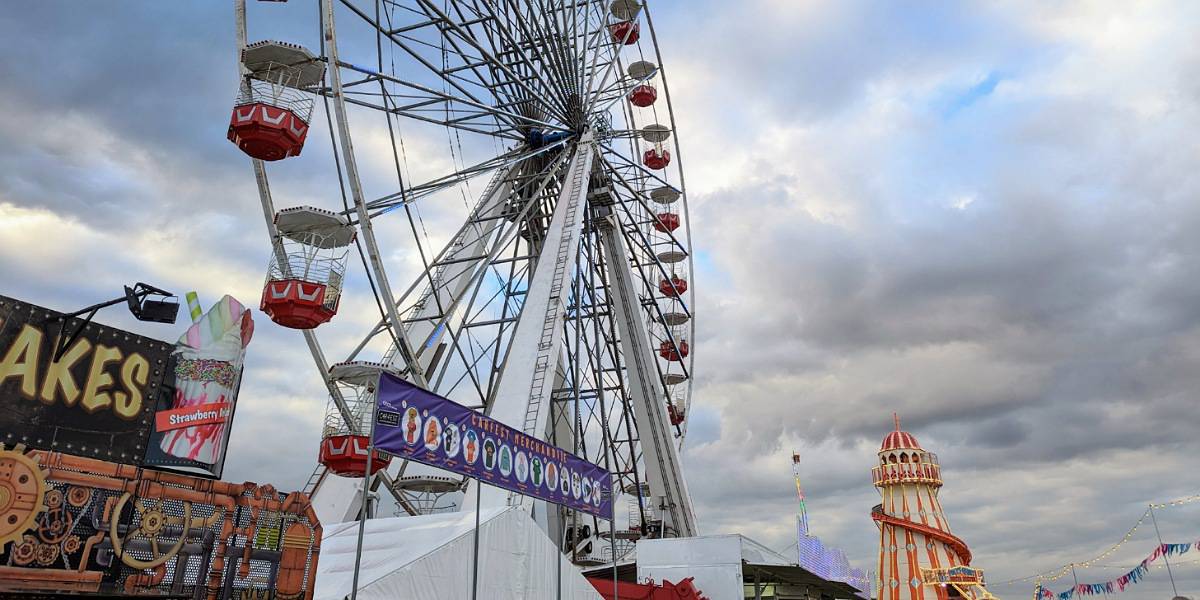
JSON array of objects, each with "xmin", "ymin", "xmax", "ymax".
[{"xmin": 0, "ymin": 295, "xmax": 174, "ymax": 463}]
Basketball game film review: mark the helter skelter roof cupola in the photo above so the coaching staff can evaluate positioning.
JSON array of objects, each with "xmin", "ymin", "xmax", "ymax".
[{"xmin": 228, "ymin": 40, "xmax": 325, "ymax": 161}]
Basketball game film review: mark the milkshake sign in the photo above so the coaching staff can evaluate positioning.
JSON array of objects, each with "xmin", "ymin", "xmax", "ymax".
[
  {"xmin": 144, "ymin": 294, "xmax": 253, "ymax": 478},
  {"xmin": 373, "ymin": 372, "xmax": 614, "ymax": 520},
  {"xmin": 0, "ymin": 293, "xmax": 252, "ymax": 478}
]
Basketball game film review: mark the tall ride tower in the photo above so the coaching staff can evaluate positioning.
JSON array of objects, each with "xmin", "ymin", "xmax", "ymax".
[
  {"xmin": 872, "ymin": 415, "xmax": 993, "ymax": 600},
  {"xmin": 791, "ymin": 452, "xmax": 871, "ymax": 596},
  {"xmin": 793, "ymin": 450, "xmax": 810, "ymax": 536}
]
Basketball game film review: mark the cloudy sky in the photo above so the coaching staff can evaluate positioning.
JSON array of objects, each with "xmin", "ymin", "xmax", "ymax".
[{"xmin": 4, "ymin": 1, "xmax": 1200, "ymax": 597}]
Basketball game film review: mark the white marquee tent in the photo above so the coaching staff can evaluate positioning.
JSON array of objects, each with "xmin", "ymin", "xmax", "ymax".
[{"xmin": 315, "ymin": 506, "xmax": 604, "ymax": 600}]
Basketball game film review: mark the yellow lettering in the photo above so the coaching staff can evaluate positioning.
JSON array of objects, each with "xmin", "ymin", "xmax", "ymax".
[
  {"xmin": 39, "ymin": 337, "xmax": 91, "ymax": 406},
  {"xmin": 80, "ymin": 344, "xmax": 122, "ymax": 414},
  {"xmin": 0, "ymin": 325, "xmax": 43, "ymax": 398},
  {"xmin": 114, "ymin": 353, "xmax": 149, "ymax": 419}
]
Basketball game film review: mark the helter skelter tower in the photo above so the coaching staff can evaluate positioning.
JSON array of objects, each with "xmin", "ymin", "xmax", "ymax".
[
  {"xmin": 872, "ymin": 415, "xmax": 994, "ymax": 600},
  {"xmin": 229, "ymin": 0, "xmax": 698, "ymax": 559}
]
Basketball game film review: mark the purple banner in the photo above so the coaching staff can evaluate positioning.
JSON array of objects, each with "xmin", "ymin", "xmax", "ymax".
[{"xmin": 373, "ymin": 372, "xmax": 614, "ymax": 519}]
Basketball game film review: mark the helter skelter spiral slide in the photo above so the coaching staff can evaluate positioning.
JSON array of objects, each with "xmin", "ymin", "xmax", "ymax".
[{"xmin": 228, "ymin": 0, "xmax": 697, "ymax": 565}]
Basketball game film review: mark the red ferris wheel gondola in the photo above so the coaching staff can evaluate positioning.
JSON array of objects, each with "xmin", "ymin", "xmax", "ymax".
[{"xmin": 228, "ymin": 41, "xmax": 325, "ymax": 161}]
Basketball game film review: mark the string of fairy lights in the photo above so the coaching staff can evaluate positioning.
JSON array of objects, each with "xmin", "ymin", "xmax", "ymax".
[{"xmin": 988, "ymin": 493, "xmax": 1200, "ymax": 589}]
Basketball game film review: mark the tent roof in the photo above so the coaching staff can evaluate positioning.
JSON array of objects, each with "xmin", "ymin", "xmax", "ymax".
[{"xmin": 319, "ymin": 506, "xmax": 510, "ymax": 593}]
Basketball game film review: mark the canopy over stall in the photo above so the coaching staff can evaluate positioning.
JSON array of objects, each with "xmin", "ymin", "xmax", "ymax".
[{"xmin": 637, "ymin": 535, "xmax": 867, "ymax": 600}]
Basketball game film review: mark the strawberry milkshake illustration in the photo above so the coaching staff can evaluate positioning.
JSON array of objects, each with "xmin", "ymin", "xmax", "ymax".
[{"xmin": 159, "ymin": 295, "xmax": 254, "ymax": 464}]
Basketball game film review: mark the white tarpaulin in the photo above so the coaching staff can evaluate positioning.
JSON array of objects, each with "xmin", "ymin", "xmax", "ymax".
[
  {"xmin": 316, "ymin": 506, "xmax": 604, "ymax": 600},
  {"xmin": 638, "ymin": 535, "xmax": 865, "ymax": 600},
  {"xmin": 637, "ymin": 535, "xmax": 747, "ymax": 600}
]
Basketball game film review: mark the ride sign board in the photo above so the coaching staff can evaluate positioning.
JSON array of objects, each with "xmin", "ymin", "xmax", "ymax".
[
  {"xmin": 373, "ymin": 372, "xmax": 614, "ymax": 520},
  {"xmin": 0, "ymin": 295, "xmax": 172, "ymax": 463},
  {"xmin": 0, "ymin": 294, "xmax": 251, "ymax": 479},
  {"xmin": 922, "ymin": 566, "xmax": 985, "ymax": 585}
]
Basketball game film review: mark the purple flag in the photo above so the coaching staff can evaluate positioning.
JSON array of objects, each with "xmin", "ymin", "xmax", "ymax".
[{"xmin": 372, "ymin": 372, "xmax": 614, "ymax": 519}]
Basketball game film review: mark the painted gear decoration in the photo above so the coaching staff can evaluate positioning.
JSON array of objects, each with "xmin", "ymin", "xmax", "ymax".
[
  {"xmin": 67, "ymin": 486, "xmax": 91, "ymax": 508},
  {"xmin": 37, "ymin": 508, "xmax": 73, "ymax": 544},
  {"xmin": 0, "ymin": 444, "xmax": 48, "ymax": 548},
  {"xmin": 63, "ymin": 534, "xmax": 82, "ymax": 554},
  {"xmin": 111, "ymin": 493, "xmax": 196, "ymax": 569},
  {"xmin": 34, "ymin": 542, "xmax": 59, "ymax": 566},
  {"xmin": 12, "ymin": 534, "xmax": 37, "ymax": 566},
  {"xmin": 44, "ymin": 489, "xmax": 63, "ymax": 509}
]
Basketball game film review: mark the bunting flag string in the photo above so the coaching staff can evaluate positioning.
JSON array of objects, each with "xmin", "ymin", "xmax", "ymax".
[
  {"xmin": 1036, "ymin": 540, "xmax": 1197, "ymax": 599},
  {"xmin": 1003, "ymin": 494, "xmax": 1200, "ymax": 588}
]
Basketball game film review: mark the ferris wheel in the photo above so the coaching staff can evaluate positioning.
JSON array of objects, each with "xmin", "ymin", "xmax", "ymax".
[{"xmin": 230, "ymin": 0, "xmax": 697, "ymax": 555}]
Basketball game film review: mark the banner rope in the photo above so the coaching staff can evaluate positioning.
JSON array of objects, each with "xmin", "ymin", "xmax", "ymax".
[{"xmin": 994, "ymin": 492, "xmax": 1200, "ymax": 586}]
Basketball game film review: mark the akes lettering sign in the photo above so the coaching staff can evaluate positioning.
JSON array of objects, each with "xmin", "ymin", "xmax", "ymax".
[{"xmin": 0, "ymin": 295, "xmax": 173, "ymax": 463}]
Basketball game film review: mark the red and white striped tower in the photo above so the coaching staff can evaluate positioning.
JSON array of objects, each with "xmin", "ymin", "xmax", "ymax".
[{"xmin": 872, "ymin": 414, "xmax": 992, "ymax": 600}]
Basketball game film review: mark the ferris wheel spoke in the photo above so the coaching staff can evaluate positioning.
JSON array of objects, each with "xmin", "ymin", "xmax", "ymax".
[
  {"xmin": 599, "ymin": 154, "xmax": 688, "ymax": 254},
  {"xmin": 363, "ymin": 142, "xmax": 566, "ymax": 213},
  {"xmin": 587, "ymin": 60, "xmax": 660, "ymax": 118},
  {"xmin": 511, "ymin": 0, "xmax": 585, "ymax": 99},
  {"xmin": 579, "ymin": 20, "xmax": 618, "ymax": 115},
  {"xmin": 432, "ymin": 0, "xmax": 574, "ymax": 120},
  {"xmin": 424, "ymin": 0, "xmax": 578, "ymax": 122},
  {"xmin": 598, "ymin": 145, "xmax": 676, "ymax": 190},
  {"xmin": 453, "ymin": 0, "xmax": 571, "ymax": 116},
  {"xmin": 339, "ymin": 0, "xmax": 565, "ymax": 128},
  {"xmin": 330, "ymin": 60, "xmax": 560, "ymax": 134},
  {"xmin": 339, "ymin": 150, "xmax": 568, "ymax": 408},
  {"xmin": 347, "ymin": 168, "xmax": 520, "ymax": 366},
  {"xmin": 337, "ymin": 90, "xmax": 523, "ymax": 139}
]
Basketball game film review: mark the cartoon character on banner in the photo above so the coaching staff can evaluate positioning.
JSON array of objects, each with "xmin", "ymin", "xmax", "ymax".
[
  {"xmin": 442, "ymin": 425, "xmax": 460, "ymax": 459},
  {"xmin": 464, "ymin": 430, "xmax": 478, "ymax": 464},
  {"xmin": 515, "ymin": 452, "xmax": 529, "ymax": 483},
  {"xmin": 424, "ymin": 416, "xmax": 441, "ymax": 451},
  {"xmin": 560, "ymin": 467, "xmax": 571, "ymax": 497},
  {"xmin": 499, "ymin": 445, "xmax": 512, "ymax": 476},
  {"xmin": 546, "ymin": 462, "xmax": 558, "ymax": 492},
  {"xmin": 531, "ymin": 457, "xmax": 543, "ymax": 488},
  {"xmin": 483, "ymin": 439, "xmax": 496, "ymax": 470},
  {"xmin": 403, "ymin": 407, "xmax": 421, "ymax": 445}
]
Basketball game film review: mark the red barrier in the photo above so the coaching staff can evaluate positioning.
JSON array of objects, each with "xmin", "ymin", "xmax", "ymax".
[{"xmin": 587, "ymin": 576, "xmax": 710, "ymax": 600}]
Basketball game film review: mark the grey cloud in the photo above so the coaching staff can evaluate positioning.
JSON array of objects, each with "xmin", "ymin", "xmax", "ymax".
[{"xmin": 3, "ymin": 2, "xmax": 1200, "ymax": 597}]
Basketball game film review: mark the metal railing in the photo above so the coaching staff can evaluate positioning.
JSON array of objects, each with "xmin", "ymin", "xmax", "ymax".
[
  {"xmin": 235, "ymin": 78, "xmax": 315, "ymax": 122},
  {"xmin": 871, "ymin": 462, "xmax": 942, "ymax": 486}
]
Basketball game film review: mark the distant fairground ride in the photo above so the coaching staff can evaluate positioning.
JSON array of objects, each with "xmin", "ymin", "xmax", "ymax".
[
  {"xmin": 231, "ymin": 0, "xmax": 697, "ymax": 561},
  {"xmin": 873, "ymin": 416, "xmax": 995, "ymax": 600}
]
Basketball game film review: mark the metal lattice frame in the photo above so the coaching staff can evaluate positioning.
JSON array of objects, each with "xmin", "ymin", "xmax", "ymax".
[{"xmin": 235, "ymin": 0, "xmax": 697, "ymax": 554}]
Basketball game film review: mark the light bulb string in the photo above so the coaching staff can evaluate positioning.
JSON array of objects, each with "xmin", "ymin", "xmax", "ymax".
[{"xmin": 994, "ymin": 492, "xmax": 1200, "ymax": 586}]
